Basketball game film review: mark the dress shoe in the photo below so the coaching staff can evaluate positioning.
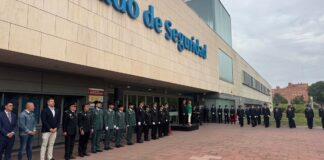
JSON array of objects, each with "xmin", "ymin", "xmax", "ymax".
[
  {"xmin": 83, "ymin": 153, "xmax": 90, "ymax": 156},
  {"xmin": 127, "ymin": 142, "xmax": 133, "ymax": 145},
  {"xmin": 70, "ymin": 156, "xmax": 76, "ymax": 159},
  {"xmin": 96, "ymin": 150, "xmax": 103, "ymax": 152},
  {"xmin": 79, "ymin": 154, "xmax": 84, "ymax": 157}
]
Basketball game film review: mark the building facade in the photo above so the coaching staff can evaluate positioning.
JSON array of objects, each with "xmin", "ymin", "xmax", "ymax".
[
  {"xmin": 0, "ymin": 0, "xmax": 271, "ymax": 149},
  {"xmin": 272, "ymin": 83, "xmax": 309, "ymax": 103}
]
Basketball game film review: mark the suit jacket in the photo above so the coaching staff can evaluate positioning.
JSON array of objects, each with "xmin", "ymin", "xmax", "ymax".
[
  {"xmin": 41, "ymin": 107, "xmax": 61, "ymax": 133},
  {"xmin": 62, "ymin": 110, "xmax": 78, "ymax": 135},
  {"xmin": 0, "ymin": 111, "xmax": 18, "ymax": 140}
]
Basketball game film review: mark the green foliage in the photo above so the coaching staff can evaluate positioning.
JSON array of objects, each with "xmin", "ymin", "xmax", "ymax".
[
  {"xmin": 292, "ymin": 96, "xmax": 305, "ymax": 105},
  {"xmin": 273, "ymin": 93, "xmax": 288, "ymax": 104},
  {"xmin": 309, "ymin": 81, "xmax": 324, "ymax": 104}
]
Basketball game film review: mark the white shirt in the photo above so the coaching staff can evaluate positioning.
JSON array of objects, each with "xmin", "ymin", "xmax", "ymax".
[
  {"xmin": 5, "ymin": 111, "xmax": 11, "ymax": 121},
  {"xmin": 49, "ymin": 106, "xmax": 55, "ymax": 117}
]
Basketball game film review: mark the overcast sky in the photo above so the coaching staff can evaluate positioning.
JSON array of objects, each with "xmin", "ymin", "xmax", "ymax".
[{"xmin": 220, "ymin": 0, "xmax": 324, "ymax": 88}]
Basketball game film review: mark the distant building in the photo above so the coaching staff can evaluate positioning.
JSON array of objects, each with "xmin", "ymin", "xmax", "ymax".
[{"xmin": 272, "ymin": 83, "xmax": 309, "ymax": 103}]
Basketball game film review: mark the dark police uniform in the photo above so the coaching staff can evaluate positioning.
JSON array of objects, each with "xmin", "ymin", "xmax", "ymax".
[
  {"xmin": 263, "ymin": 106, "xmax": 271, "ymax": 128},
  {"xmin": 237, "ymin": 107, "xmax": 245, "ymax": 127},
  {"xmin": 91, "ymin": 108, "xmax": 104, "ymax": 153},
  {"xmin": 150, "ymin": 107, "xmax": 159, "ymax": 140},
  {"xmin": 136, "ymin": 106, "xmax": 145, "ymax": 143},
  {"xmin": 144, "ymin": 109, "xmax": 152, "ymax": 141},
  {"xmin": 62, "ymin": 110, "xmax": 78, "ymax": 160},
  {"xmin": 163, "ymin": 108, "xmax": 170, "ymax": 136},
  {"xmin": 217, "ymin": 106, "xmax": 223, "ymax": 123},
  {"xmin": 193, "ymin": 106, "xmax": 201, "ymax": 125},
  {"xmin": 305, "ymin": 106, "xmax": 314, "ymax": 129},
  {"xmin": 230, "ymin": 107, "xmax": 236, "ymax": 124},
  {"xmin": 224, "ymin": 106, "xmax": 229, "ymax": 124},
  {"xmin": 211, "ymin": 106, "xmax": 217, "ymax": 123},
  {"xmin": 115, "ymin": 110, "xmax": 126, "ymax": 147},
  {"xmin": 245, "ymin": 107, "xmax": 251, "ymax": 125},
  {"xmin": 126, "ymin": 108, "xmax": 136, "ymax": 145},
  {"xmin": 273, "ymin": 107, "xmax": 282, "ymax": 128},
  {"xmin": 286, "ymin": 107, "xmax": 296, "ymax": 128},
  {"xmin": 78, "ymin": 111, "xmax": 92, "ymax": 156},
  {"xmin": 319, "ymin": 107, "xmax": 324, "ymax": 129},
  {"xmin": 256, "ymin": 107, "xmax": 261, "ymax": 125},
  {"xmin": 103, "ymin": 108, "xmax": 115, "ymax": 149},
  {"xmin": 203, "ymin": 106, "xmax": 209, "ymax": 122},
  {"xmin": 158, "ymin": 108, "xmax": 166, "ymax": 137},
  {"xmin": 251, "ymin": 107, "xmax": 257, "ymax": 127}
]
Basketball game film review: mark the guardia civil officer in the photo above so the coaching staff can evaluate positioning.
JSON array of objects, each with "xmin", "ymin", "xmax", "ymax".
[
  {"xmin": 263, "ymin": 104, "xmax": 271, "ymax": 128},
  {"xmin": 245, "ymin": 105, "xmax": 251, "ymax": 125},
  {"xmin": 143, "ymin": 106, "xmax": 152, "ymax": 141},
  {"xmin": 237, "ymin": 105, "xmax": 245, "ymax": 127},
  {"xmin": 115, "ymin": 105, "xmax": 126, "ymax": 148},
  {"xmin": 230, "ymin": 106, "xmax": 236, "ymax": 124},
  {"xmin": 158, "ymin": 105, "xmax": 166, "ymax": 137},
  {"xmin": 224, "ymin": 105, "xmax": 229, "ymax": 124},
  {"xmin": 62, "ymin": 103, "xmax": 78, "ymax": 160},
  {"xmin": 181, "ymin": 99, "xmax": 187, "ymax": 126},
  {"xmin": 164, "ymin": 104, "xmax": 170, "ymax": 136},
  {"xmin": 91, "ymin": 101, "xmax": 104, "ymax": 153},
  {"xmin": 286, "ymin": 105, "xmax": 296, "ymax": 128},
  {"xmin": 256, "ymin": 106, "xmax": 262, "ymax": 125},
  {"xmin": 136, "ymin": 101, "xmax": 145, "ymax": 143},
  {"xmin": 305, "ymin": 104, "xmax": 314, "ymax": 129},
  {"xmin": 273, "ymin": 104, "xmax": 283, "ymax": 128},
  {"xmin": 251, "ymin": 105, "xmax": 257, "ymax": 127},
  {"xmin": 211, "ymin": 104, "xmax": 217, "ymax": 123},
  {"xmin": 203, "ymin": 105, "xmax": 209, "ymax": 122},
  {"xmin": 104, "ymin": 103, "xmax": 116, "ymax": 150},
  {"xmin": 319, "ymin": 104, "xmax": 324, "ymax": 129},
  {"xmin": 150, "ymin": 103, "xmax": 159, "ymax": 140},
  {"xmin": 78, "ymin": 103, "xmax": 92, "ymax": 157},
  {"xmin": 126, "ymin": 104, "xmax": 136, "ymax": 145},
  {"xmin": 193, "ymin": 105, "xmax": 200, "ymax": 125},
  {"xmin": 217, "ymin": 105, "xmax": 223, "ymax": 123}
]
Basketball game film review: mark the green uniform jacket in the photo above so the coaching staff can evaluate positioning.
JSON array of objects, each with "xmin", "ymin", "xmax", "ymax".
[
  {"xmin": 104, "ymin": 109, "xmax": 115, "ymax": 129},
  {"xmin": 126, "ymin": 109, "xmax": 136, "ymax": 127},
  {"xmin": 91, "ymin": 108, "xmax": 104, "ymax": 131},
  {"xmin": 186, "ymin": 104, "xmax": 193, "ymax": 114},
  {"xmin": 115, "ymin": 111, "xmax": 126, "ymax": 129}
]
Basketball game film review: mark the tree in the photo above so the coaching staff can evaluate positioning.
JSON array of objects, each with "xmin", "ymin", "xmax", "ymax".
[
  {"xmin": 291, "ymin": 96, "xmax": 305, "ymax": 104},
  {"xmin": 273, "ymin": 93, "xmax": 288, "ymax": 104},
  {"xmin": 309, "ymin": 81, "xmax": 324, "ymax": 104}
]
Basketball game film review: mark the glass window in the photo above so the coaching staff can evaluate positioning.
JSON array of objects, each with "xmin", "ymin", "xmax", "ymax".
[
  {"xmin": 107, "ymin": 93, "xmax": 114, "ymax": 104},
  {"xmin": 138, "ymin": 96, "xmax": 145, "ymax": 106},
  {"xmin": 219, "ymin": 50, "xmax": 233, "ymax": 83},
  {"xmin": 3, "ymin": 93, "xmax": 20, "ymax": 115},
  {"xmin": 21, "ymin": 94, "xmax": 42, "ymax": 123},
  {"xmin": 128, "ymin": 95, "xmax": 137, "ymax": 106},
  {"xmin": 167, "ymin": 97, "xmax": 179, "ymax": 112},
  {"xmin": 146, "ymin": 96, "xmax": 153, "ymax": 106}
]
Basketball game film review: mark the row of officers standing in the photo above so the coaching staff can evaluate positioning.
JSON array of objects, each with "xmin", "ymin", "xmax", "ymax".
[
  {"xmin": 0, "ymin": 98, "xmax": 171, "ymax": 160},
  {"xmin": 191, "ymin": 103, "xmax": 324, "ymax": 130}
]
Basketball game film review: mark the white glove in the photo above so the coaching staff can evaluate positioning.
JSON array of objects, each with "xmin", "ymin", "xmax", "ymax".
[
  {"xmin": 166, "ymin": 120, "xmax": 168, "ymax": 122},
  {"xmin": 105, "ymin": 127, "xmax": 108, "ymax": 131},
  {"xmin": 153, "ymin": 122, "xmax": 155, "ymax": 125},
  {"xmin": 158, "ymin": 122, "xmax": 161, "ymax": 124},
  {"xmin": 116, "ymin": 127, "xmax": 119, "ymax": 130},
  {"xmin": 127, "ymin": 125, "xmax": 129, "ymax": 127},
  {"xmin": 138, "ymin": 122, "xmax": 141, "ymax": 126},
  {"xmin": 114, "ymin": 125, "xmax": 117, "ymax": 128}
]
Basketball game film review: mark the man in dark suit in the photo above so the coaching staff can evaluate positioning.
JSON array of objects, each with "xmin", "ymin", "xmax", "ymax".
[
  {"xmin": 136, "ymin": 101, "xmax": 145, "ymax": 143},
  {"xmin": 0, "ymin": 102, "xmax": 18, "ymax": 160},
  {"xmin": 305, "ymin": 104, "xmax": 314, "ymax": 129},
  {"xmin": 40, "ymin": 98, "xmax": 61, "ymax": 160},
  {"xmin": 273, "ymin": 104, "xmax": 283, "ymax": 128}
]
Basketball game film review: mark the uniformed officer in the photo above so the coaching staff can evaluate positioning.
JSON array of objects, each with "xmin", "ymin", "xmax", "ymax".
[
  {"xmin": 237, "ymin": 105, "xmax": 245, "ymax": 127},
  {"xmin": 319, "ymin": 104, "xmax": 324, "ymax": 129},
  {"xmin": 63, "ymin": 103, "xmax": 78, "ymax": 160},
  {"xmin": 305, "ymin": 104, "xmax": 314, "ymax": 129},
  {"xmin": 263, "ymin": 104, "xmax": 271, "ymax": 128},
  {"xmin": 230, "ymin": 106, "xmax": 236, "ymax": 124},
  {"xmin": 217, "ymin": 105, "xmax": 223, "ymax": 123},
  {"xmin": 136, "ymin": 101, "xmax": 145, "ymax": 143},
  {"xmin": 203, "ymin": 105, "xmax": 209, "ymax": 122},
  {"xmin": 181, "ymin": 99, "xmax": 187, "ymax": 126},
  {"xmin": 245, "ymin": 105, "xmax": 251, "ymax": 125},
  {"xmin": 193, "ymin": 105, "xmax": 201, "ymax": 125},
  {"xmin": 150, "ymin": 103, "xmax": 159, "ymax": 140},
  {"xmin": 256, "ymin": 106, "xmax": 262, "ymax": 125},
  {"xmin": 211, "ymin": 104, "xmax": 217, "ymax": 123},
  {"xmin": 251, "ymin": 105, "xmax": 257, "ymax": 127},
  {"xmin": 104, "ymin": 103, "xmax": 116, "ymax": 150},
  {"xmin": 91, "ymin": 101, "xmax": 104, "ymax": 153},
  {"xmin": 286, "ymin": 105, "xmax": 296, "ymax": 128},
  {"xmin": 78, "ymin": 103, "xmax": 92, "ymax": 157},
  {"xmin": 143, "ymin": 106, "xmax": 152, "ymax": 141},
  {"xmin": 199, "ymin": 105, "xmax": 205, "ymax": 123},
  {"xmin": 158, "ymin": 105, "xmax": 166, "ymax": 137},
  {"xmin": 115, "ymin": 105, "xmax": 126, "ymax": 148},
  {"xmin": 126, "ymin": 104, "xmax": 136, "ymax": 145},
  {"xmin": 163, "ymin": 104, "xmax": 170, "ymax": 136},
  {"xmin": 273, "ymin": 104, "xmax": 283, "ymax": 128},
  {"xmin": 224, "ymin": 105, "xmax": 229, "ymax": 124}
]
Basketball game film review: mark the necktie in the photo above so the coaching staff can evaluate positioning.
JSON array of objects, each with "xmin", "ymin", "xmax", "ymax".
[{"xmin": 8, "ymin": 112, "xmax": 12, "ymax": 123}]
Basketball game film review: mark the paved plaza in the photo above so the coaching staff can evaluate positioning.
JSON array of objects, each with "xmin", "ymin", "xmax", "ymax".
[{"xmin": 14, "ymin": 124, "xmax": 324, "ymax": 160}]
